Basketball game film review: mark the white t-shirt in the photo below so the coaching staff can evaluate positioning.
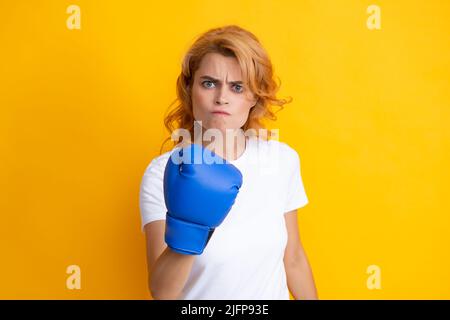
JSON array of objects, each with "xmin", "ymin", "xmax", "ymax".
[{"xmin": 139, "ymin": 136, "xmax": 309, "ymax": 300}]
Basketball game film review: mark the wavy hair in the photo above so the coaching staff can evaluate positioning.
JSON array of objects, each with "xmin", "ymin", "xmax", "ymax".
[{"xmin": 160, "ymin": 25, "xmax": 292, "ymax": 154}]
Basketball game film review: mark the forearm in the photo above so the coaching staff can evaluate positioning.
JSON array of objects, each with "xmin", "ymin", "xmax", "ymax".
[
  {"xmin": 150, "ymin": 247, "xmax": 196, "ymax": 300},
  {"xmin": 285, "ymin": 255, "xmax": 318, "ymax": 300}
]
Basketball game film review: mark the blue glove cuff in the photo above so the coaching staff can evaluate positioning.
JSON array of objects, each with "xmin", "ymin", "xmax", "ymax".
[{"xmin": 165, "ymin": 212, "xmax": 214, "ymax": 255}]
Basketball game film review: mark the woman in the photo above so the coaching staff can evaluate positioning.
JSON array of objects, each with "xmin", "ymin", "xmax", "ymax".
[{"xmin": 139, "ymin": 25, "xmax": 318, "ymax": 300}]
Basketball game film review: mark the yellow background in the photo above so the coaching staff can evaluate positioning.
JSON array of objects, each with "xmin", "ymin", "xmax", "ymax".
[{"xmin": 1, "ymin": 0, "xmax": 449, "ymax": 299}]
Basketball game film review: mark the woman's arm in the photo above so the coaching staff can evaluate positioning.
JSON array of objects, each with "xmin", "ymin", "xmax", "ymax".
[
  {"xmin": 144, "ymin": 220, "xmax": 196, "ymax": 300},
  {"xmin": 283, "ymin": 210, "xmax": 318, "ymax": 300}
]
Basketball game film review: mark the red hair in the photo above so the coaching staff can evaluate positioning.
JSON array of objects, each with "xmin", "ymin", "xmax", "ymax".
[{"xmin": 161, "ymin": 25, "xmax": 292, "ymax": 153}]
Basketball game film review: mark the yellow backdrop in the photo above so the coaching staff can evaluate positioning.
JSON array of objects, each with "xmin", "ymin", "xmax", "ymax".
[{"xmin": 1, "ymin": 0, "xmax": 449, "ymax": 299}]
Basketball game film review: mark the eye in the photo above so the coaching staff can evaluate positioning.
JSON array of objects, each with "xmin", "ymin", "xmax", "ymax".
[
  {"xmin": 233, "ymin": 84, "xmax": 244, "ymax": 93},
  {"xmin": 201, "ymin": 80, "xmax": 215, "ymax": 89}
]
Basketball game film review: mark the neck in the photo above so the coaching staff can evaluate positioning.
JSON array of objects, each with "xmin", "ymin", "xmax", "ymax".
[{"xmin": 201, "ymin": 129, "xmax": 247, "ymax": 162}]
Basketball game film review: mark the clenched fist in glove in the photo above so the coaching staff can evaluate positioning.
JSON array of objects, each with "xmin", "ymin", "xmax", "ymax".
[{"xmin": 163, "ymin": 143, "xmax": 243, "ymax": 255}]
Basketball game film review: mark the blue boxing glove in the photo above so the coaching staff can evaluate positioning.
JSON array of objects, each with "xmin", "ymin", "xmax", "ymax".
[{"xmin": 163, "ymin": 143, "xmax": 243, "ymax": 255}]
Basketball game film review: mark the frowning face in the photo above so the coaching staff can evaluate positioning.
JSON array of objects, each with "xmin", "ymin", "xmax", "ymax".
[{"xmin": 191, "ymin": 52, "xmax": 257, "ymax": 134}]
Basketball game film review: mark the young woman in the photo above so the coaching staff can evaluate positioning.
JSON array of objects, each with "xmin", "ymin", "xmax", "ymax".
[{"xmin": 139, "ymin": 25, "xmax": 318, "ymax": 300}]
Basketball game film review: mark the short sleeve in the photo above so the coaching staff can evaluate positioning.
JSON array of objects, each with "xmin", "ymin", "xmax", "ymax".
[
  {"xmin": 139, "ymin": 156, "xmax": 169, "ymax": 232},
  {"xmin": 284, "ymin": 148, "xmax": 309, "ymax": 213}
]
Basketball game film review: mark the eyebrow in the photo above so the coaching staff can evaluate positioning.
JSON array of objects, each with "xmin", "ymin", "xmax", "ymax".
[{"xmin": 199, "ymin": 75, "xmax": 243, "ymax": 85}]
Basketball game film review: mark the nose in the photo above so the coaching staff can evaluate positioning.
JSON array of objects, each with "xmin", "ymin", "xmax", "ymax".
[
  {"xmin": 215, "ymin": 98, "xmax": 228, "ymax": 105},
  {"xmin": 215, "ymin": 86, "xmax": 229, "ymax": 105}
]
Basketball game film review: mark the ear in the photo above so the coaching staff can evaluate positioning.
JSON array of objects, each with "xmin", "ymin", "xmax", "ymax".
[
  {"xmin": 186, "ymin": 77, "xmax": 192, "ymax": 92},
  {"xmin": 252, "ymin": 97, "xmax": 259, "ymax": 108}
]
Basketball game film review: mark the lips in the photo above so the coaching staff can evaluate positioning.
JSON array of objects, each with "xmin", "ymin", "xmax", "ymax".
[{"xmin": 212, "ymin": 110, "xmax": 230, "ymax": 115}]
